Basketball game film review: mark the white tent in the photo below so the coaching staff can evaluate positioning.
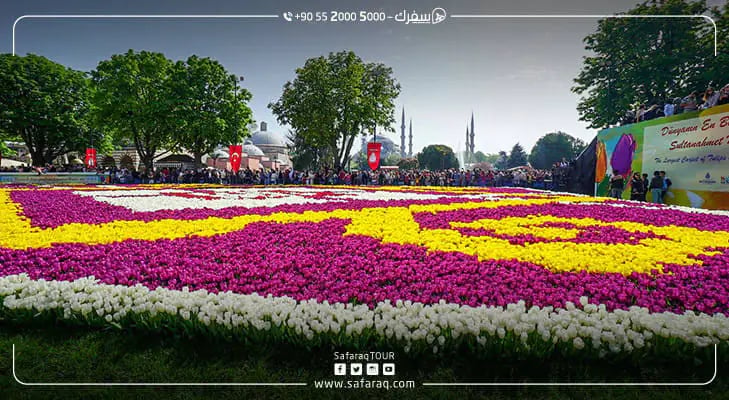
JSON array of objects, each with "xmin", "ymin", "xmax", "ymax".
[{"xmin": 1, "ymin": 158, "xmax": 26, "ymax": 168}]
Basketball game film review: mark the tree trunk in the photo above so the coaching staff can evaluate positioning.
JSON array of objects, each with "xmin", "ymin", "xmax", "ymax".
[
  {"xmin": 194, "ymin": 151, "xmax": 204, "ymax": 168},
  {"xmin": 30, "ymin": 149, "xmax": 46, "ymax": 167},
  {"xmin": 143, "ymin": 156, "xmax": 155, "ymax": 172},
  {"xmin": 138, "ymin": 151, "xmax": 155, "ymax": 172},
  {"xmin": 340, "ymin": 134, "xmax": 356, "ymax": 171}
]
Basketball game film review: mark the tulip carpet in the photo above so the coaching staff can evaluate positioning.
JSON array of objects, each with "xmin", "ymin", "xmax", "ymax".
[{"xmin": 1, "ymin": 185, "xmax": 727, "ymax": 358}]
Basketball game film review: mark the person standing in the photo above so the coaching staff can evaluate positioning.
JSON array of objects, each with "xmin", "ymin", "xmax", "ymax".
[
  {"xmin": 700, "ymin": 86, "xmax": 720, "ymax": 109},
  {"xmin": 608, "ymin": 170, "xmax": 625, "ymax": 199},
  {"xmin": 717, "ymin": 84, "xmax": 729, "ymax": 106},
  {"xmin": 630, "ymin": 172, "xmax": 645, "ymax": 201},
  {"xmin": 680, "ymin": 91, "xmax": 700, "ymax": 113},
  {"xmin": 641, "ymin": 173, "xmax": 649, "ymax": 201},
  {"xmin": 649, "ymin": 171, "xmax": 664, "ymax": 204},
  {"xmin": 660, "ymin": 171, "xmax": 672, "ymax": 201},
  {"xmin": 671, "ymin": 97, "xmax": 683, "ymax": 115}
]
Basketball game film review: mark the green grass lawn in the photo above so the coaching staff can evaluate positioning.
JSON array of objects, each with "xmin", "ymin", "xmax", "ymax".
[{"xmin": 0, "ymin": 322, "xmax": 727, "ymax": 400}]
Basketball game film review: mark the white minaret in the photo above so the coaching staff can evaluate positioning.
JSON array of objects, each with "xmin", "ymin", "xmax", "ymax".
[
  {"xmin": 400, "ymin": 108, "xmax": 406, "ymax": 158},
  {"xmin": 465, "ymin": 124, "xmax": 470, "ymax": 163},
  {"xmin": 408, "ymin": 119, "xmax": 413, "ymax": 157},
  {"xmin": 470, "ymin": 112, "xmax": 475, "ymax": 155}
]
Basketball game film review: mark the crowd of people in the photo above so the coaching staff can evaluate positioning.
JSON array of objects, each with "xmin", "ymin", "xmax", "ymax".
[
  {"xmin": 620, "ymin": 84, "xmax": 729, "ymax": 125},
  {"xmin": 608, "ymin": 169, "xmax": 672, "ymax": 204},
  {"xmin": 95, "ymin": 164, "xmax": 570, "ymax": 190}
]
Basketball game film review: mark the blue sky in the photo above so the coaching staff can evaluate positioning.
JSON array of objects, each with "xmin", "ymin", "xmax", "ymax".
[{"xmin": 1, "ymin": 0, "xmax": 724, "ymax": 155}]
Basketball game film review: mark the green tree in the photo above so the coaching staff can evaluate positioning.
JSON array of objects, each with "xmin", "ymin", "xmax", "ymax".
[
  {"xmin": 287, "ymin": 129, "xmax": 336, "ymax": 171},
  {"xmin": 0, "ymin": 141, "xmax": 16, "ymax": 159},
  {"xmin": 507, "ymin": 143, "xmax": 528, "ymax": 168},
  {"xmin": 381, "ymin": 153, "xmax": 401, "ymax": 166},
  {"xmin": 494, "ymin": 151, "xmax": 508, "ymax": 170},
  {"xmin": 0, "ymin": 54, "xmax": 103, "ymax": 166},
  {"xmin": 269, "ymin": 51, "xmax": 401, "ymax": 169},
  {"xmin": 416, "ymin": 145, "xmax": 459, "ymax": 170},
  {"xmin": 572, "ymin": 0, "xmax": 713, "ymax": 128},
  {"xmin": 170, "ymin": 56, "xmax": 253, "ymax": 167},
  {"xmin": 91, "ymin": 50, "xmax": 178, "ymax": 171},
  {"xmin": 702, "ymin": 3, "xmax": 729, "ymax": 88},
  {"xmin": 528, "ymin": 131, "xmax": 587, "ymax": 169},
  {"xmin": 473, "ymin": 151, "xmax": 488, "ymax": 163},
  {"xmin": 397, "ymin": 157, "xmax": 418, "ymax": 170}
]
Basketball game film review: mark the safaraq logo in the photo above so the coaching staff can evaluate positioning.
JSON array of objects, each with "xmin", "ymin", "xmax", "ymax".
[{"xmin": 699, "ymin": 172, "xmax": 717, "ymax": 185}]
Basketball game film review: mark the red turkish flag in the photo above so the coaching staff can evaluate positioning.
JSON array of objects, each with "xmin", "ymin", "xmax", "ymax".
[
  {"xmin": 229, "ymin": 145, "xmax": 243, "ymax": 172},
  {"xmin": 367, "ymin": 142, "xmax": 382, "ymax": 171},
  {"xmin": 84, "ymin": 148, "xmax": 97, "ymax": 169}
]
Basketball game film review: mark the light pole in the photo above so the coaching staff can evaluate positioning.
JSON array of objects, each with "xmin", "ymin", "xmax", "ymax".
[
  {"xmin": 597, "ymin": 59, "xmax": 613, "ymax": 197},
  {"xmin": 600, "ymin": 59, "xmax": 613, "ymax": 128},
  {"xmin": 232, "ymin": 74, "xmax": 244, "ymax": 143}
]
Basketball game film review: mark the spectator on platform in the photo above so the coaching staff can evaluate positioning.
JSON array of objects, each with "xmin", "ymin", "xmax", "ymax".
[
  {"xmin": 642, "ymin": 104, "xmax": 664, "ymax": 121},
  {"xmin": 649, "ymin": 171, "xmax": 664, "ymax": 204},
  {"xmin": 663, "ymin": 99, "xmax": 675, "ymax": 117},
  {"xmin": 621, "ymin": 110, "xmax": 636, "ymax": 125},
  {"xmin": 680, "ymin": 91, "xmax": 700, "ymax": 113},
  {"xmin": 700, "ymin": 86, "xmax": 720, "ymax": 110},
  {"xmin": 671, "ymin": 97, "xmax": 683, "ymax": 115},
  {"xmin": 717, "ymin": 84, "xmax": 729, "ymax": 106}
]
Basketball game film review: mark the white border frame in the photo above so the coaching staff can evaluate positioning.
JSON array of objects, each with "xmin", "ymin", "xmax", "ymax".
[
  {"xmin": 449, "ymin": 14, "xmax": 717, "ymax": 57},
  {"xmin": 12, "ymin": 344, "xmax": 307, "ymax": 386},
  {"xmin": 12, "ymin": 14, "xmax": 718, "ymax": 57},
  {"xmin": 7, "ymin": 13, "xmax": 722, "ymax": 388},
  {"xmin": 423, "ymin": 344, "xmax": 717, "ymax": 386}
]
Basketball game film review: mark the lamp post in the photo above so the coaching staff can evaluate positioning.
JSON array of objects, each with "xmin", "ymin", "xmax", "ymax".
[
  {"xmin": 230, "ymin": 74, "xmax": 244, "ymax": 183},
  {"xmin": 597, "ymin": 59, "xmax": 613, "ymax": 197},
  {"xmin": 232, "ymin": 74, "xmax": 244, "ymax": 143},
  {"xmin": 600, "ymin": 59, "xmax": 613, "ymax": 128}
]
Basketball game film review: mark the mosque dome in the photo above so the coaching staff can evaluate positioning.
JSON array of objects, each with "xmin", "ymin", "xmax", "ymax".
[
  {"xmin": 250, "ymin": 121, "xmax": 286, "ymax": 147},
  {"xmin": 242, "ymin": 140, "xmax": 265, "ymax": 157}
]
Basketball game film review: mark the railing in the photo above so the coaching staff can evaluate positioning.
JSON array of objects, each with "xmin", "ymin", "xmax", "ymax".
[{"xmin": 0, "ymin": 172, "xmax": 104, "ymax": 185}]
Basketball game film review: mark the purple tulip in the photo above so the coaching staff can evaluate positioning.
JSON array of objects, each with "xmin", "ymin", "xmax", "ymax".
[
  {"xmin": 3, "ymin": 186, "xmax": 728, "ymax": 317},
  {"xmin": 609, "ymin": 133, "xmax": 637, "ymax": 176}
]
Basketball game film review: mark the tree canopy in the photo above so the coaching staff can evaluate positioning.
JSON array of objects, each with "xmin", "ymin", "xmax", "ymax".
[
  {"xmin": 506, "ymin": 143, "xmax": 528, "ymax": 168},
  {"xmin": 397, "ymin": 157, "xmax": 418, "ymax": 170},
  {"xmin": 417, "ymin": 145, "xmax": 459, "ymax": 170},
  {"xmin": 494, "ymin": 151, "xmax": 508, "ymax": 170},
  {"xmin": 572, "ymin": 0, "xmax": 725, "ymax": 128},
  {"xmin": 528, "ymin": 132, "xmax": 587, "ymax": 169},
  {"xmin": 169, "ymin": 55, "xmax": 253, "ymax": 166},
  {"xmin": 91, "ymin": 50, "xmax": 179, "ymax": 171},
  {"xmin": 473, "ymin": 151, "xmax": 492, "ymax": 163},
  {"xmin": 269, "ymin": 50, "xmax": 400, "ymax": 170},
  {"xmin": 0, "ymin": 54, "xmax": 104, "ymax": 166}
]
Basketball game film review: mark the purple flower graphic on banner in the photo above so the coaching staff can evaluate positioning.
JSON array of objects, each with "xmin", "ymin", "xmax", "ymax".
[{"xmin": 610, "ymin": 133, "xmax": 636, "ymax": 176}]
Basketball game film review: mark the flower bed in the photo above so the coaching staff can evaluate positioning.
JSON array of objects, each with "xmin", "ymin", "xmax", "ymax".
[{"xmin": 1, "ymin": 185, "xmax": 728, "ymax": 358}]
